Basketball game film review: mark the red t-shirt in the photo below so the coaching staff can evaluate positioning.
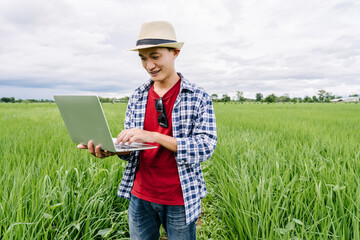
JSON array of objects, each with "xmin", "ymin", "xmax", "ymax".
[{"xmin": 131, "ymin": 78, "xmax": 184, "ymax": 205}]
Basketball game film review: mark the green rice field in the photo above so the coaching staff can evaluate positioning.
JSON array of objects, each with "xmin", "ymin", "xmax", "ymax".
[{"xmin": 1, "ymin": 102, "xmax": 359, "ymax": 239}]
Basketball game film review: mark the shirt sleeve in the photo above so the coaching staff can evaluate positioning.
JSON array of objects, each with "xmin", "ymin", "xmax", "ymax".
[
  {"xmin": 117, "ymin": 94, "xmax": 136, "ymax": 162},
  {"xmin": 175, "ymin": 93, "xmax": 217, "ymax": 165}
]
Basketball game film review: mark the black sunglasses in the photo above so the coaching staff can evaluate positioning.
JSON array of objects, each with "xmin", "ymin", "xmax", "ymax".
[{"xmin": 155, "ymin": 97, "xmax": 169, "ymax": 128}]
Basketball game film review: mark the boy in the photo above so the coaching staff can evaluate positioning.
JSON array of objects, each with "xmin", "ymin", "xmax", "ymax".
[{"xmin": 79, "ymin": 21, "xmax": 217, "ymax": 239}]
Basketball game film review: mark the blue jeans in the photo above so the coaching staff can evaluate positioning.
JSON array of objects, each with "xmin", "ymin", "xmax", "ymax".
[{"xmin": 128, "ymin": 194, "xmax": 196, "ymax": 240}]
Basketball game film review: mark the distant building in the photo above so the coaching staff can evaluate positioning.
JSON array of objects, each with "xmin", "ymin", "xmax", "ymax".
[
  {"xmin": 343, "ymin": 97, "xmax": 360, "ymax": 102},
  {"xmin": 330, "ymin": 97, "xmax": 359, "ymax": 102}
]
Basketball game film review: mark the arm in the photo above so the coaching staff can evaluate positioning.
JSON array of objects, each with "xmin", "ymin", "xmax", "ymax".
[
  {"xmin": 174, "ymin": 93, "xmax": 217, "ymax": 165},
  {"xmin": 116, "ymin": 129, "xmax": 177, "ymax": 153},
  {"xmin": 116, "ymin": 94, "xmax": 136, "ymax": 161},
  {"xmin": 116, "ymin": 91, "xmax": 218, "ymax": 163}
]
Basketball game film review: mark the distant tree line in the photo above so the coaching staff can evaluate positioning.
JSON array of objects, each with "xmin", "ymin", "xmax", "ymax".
[
  {"xmin": 0, "ymin": 96, "xmax": 130, "ymax": 103},
  {"xmin": 2, "ymin": 90, "xmax": 358, "ymax": 104},
  {"xmin": 98, "ymin": 96, "xmax": 130, "ymax": 103},
  {"xmin": 0, "ymin": 97, "xmax": 54, "ymax": 103},
  {"xmin": 211, "ymin": 90, "xmax": 359, "ymax": 103}
]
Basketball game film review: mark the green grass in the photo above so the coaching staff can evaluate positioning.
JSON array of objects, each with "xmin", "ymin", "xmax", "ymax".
[
  {"xmin": 0, "ymin": 103, "xmax": 129, "ymax": 239},
  {"xmin": 0, "ymin": 102, "xmax": 359, "ymax": 239},
  {"xmin": 207, "ymin": 103, "xmax": 360, "ymax": 239}
]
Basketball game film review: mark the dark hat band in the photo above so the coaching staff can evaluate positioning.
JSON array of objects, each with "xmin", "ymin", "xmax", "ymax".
[{"xmin": 136, "ymin": 38, "xmax": 177, "ymax": 46}]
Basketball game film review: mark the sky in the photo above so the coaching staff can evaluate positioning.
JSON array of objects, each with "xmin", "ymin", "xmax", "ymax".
[{"xmin": 0, "ymin": 0, "xmax": 359, "ymax": 100}]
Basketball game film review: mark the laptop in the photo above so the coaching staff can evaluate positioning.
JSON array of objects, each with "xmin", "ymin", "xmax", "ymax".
[{"xmin": 54, "ymin": 95, "xmax": 157, "ymax": 152}]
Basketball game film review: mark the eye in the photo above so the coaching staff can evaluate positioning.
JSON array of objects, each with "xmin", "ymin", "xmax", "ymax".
[{"xmin": 152, "ymin": 55, "xmax": 159, "ymax": 60}]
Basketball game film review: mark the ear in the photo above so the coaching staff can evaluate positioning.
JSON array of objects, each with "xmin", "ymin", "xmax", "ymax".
[{"xmin": 173, "ymin": 49, "xmax": 180, "ymax": 58}]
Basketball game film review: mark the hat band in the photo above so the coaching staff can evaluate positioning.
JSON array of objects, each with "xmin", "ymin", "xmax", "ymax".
[{"xmin": 136, "ymin": 38, "xmax": 177, "ymax": 46}]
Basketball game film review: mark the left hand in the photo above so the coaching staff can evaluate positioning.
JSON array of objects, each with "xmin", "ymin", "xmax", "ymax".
[{"xmin": 115, "ymin": 128, "xmax": 157, "ymax": 145}]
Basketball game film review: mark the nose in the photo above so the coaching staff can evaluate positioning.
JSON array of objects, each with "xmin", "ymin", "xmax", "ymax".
[{"xmin": 146, "ymin": 60, "xmax": 155, "ymax": 70}]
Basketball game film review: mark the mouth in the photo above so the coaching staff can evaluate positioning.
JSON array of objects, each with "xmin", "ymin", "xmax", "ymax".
[{"xmin": 149, "ymin": 69, "xmax": 161, "ymax": 76}]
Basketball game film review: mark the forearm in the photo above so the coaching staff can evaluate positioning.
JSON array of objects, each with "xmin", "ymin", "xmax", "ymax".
[
  {"xmin": 116, "ymin": 129, "xmax": 178, "ymax": 153},
  {"xmin": 153, "ymin": 132, "xmax": 177, "ymax": 153}
]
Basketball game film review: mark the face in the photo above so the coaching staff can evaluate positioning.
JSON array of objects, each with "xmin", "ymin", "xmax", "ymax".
[{"xmin": 138, "ymin": 48, "xmax": 179, "ymax": 83}]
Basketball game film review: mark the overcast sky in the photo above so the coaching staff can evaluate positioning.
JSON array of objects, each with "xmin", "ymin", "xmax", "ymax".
[{"xmin": 0, "ymin": 0, "xmax": 359, "ymax": 100}]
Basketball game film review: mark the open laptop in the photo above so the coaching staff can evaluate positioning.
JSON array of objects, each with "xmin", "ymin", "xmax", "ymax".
[{"xmin": 54, "ymin": 95, "xmax": 157, "ymax": 152}]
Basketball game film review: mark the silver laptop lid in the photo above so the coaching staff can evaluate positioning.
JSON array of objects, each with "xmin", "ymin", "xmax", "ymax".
[
  {"xmin": 54, "ymin": 95, "xmax": 157, "ymax": 152},
  {"xmin": 54, "ymin": 95, "xmax": 118, "ymax": 152}
]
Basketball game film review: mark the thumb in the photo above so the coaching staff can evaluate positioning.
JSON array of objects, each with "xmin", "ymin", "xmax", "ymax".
[{"xmin": 77, "ymin": 144, "xmax": 88, "ymax": 149}]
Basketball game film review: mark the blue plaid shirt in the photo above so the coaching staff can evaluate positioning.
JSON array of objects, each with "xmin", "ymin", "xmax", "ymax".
[{"xmin": 117, "ymin": 73, "xmax": 217, "ymax": 225}]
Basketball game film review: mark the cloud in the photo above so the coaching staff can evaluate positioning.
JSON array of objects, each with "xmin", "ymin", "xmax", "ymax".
[{"xmin": 0, "ymin": 0, "xmax": 359, "ymax": 99}]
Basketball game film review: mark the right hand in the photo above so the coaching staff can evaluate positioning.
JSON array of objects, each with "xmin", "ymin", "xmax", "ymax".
[{"xmin": 77, "ymin": 140, "xmax": 121, "ymax": 159}]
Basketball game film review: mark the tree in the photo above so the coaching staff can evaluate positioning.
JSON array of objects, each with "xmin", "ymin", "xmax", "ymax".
[
  {"xmin": 312, "ymin": 96, "xmax": 318, "ymax": 102},
  {"xmin": 304, "ymin": 96, "xmax": 312, "ymax": 102},
  {"xmin": 264, "ymin": 94, "xmax": 277, "ymax": 103},
  {"xmin": 236, "ymin": 91, "xmax": 245, "ymax": 102},
  {"xmin": 1, "ymin": 97, "xmax": 11, "ymax": 103},
  {"xmin": 120, "ymin": 96, "xmax": 130, "ymax": 101},
  {"xmin": 278, "ymin": 94, "xmax": 290, "ymax": 102},
  {"xmin": 291, "ymin": 97, "xmax": 298, "ymax": 103},
  {"xmin": 221, "ymin": 94, "xmax": 231, "ymax": 102},
  {"xmin": 317, "ymin": 90, "xmax": 326, "ymax": 102},
  {"xmin": 211, "ymin": 94, "xmax": 218, "ymax": 100},
  {"xmin": 255, "ymin": 93, "xmax": 263, "ymax": 101},
  {"xmin": 325, "ymin": 92, "xmax": 335, "ymax": 100}
]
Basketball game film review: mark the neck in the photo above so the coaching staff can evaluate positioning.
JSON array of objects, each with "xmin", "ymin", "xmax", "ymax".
[{"xmin": 153, "ymin": 72, "xmax": 179, "ymax": 96}]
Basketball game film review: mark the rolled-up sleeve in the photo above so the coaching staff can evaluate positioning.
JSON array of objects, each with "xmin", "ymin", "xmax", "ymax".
[
  {"xmin": 175, "ymin": 93, "xmax": 217, "ymax": 165},
  {"xmin": 118, "ymin": 96, "xmax": 136, "ymax": 162}
]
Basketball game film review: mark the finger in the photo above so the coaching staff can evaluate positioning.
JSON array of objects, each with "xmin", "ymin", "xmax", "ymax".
[
  {"xmin": 103, "ymin": 150, "xmax": 108, "ymax": 157},
  {"xmin": 117, "ymin": 130, "xmax": 126, "ymax": 139},
  {"xmin": 95, "ymin": 145, "xmax": 103, "ymax": 158},
  {"xmin": 117, "ymin": 129, "xmax": 140, "ymax": 144},
  {"xmin": 127, "ymin": 135, "xmax": 138, "ymax": 145},
  {"xmin": 118, "ymin": 132, "xmax": 131, "ymax": 145},
  {"xmin": 88, "ymin": 140, "xmax": 95, "ymax": 155},
  {"xmin": 104, "ymin": 150, "xmax": 113, "ymax": 157},
  {"xmin": 122, "ymin": 135, "xmax": 133, "ymax": 145},
  {"xmin": 117, "ymin": 130, "xmax": 130, "ymax": 144},
  {"xmin": 77, "ymin": 144, "xmax": 88, "ymax": 149},
  {"xmin": 124, "ymin": 129, "xmax": 140, "ymax": 144},
  {"xmin": 116, "ymin": 134, "xmax": 123, "ymax": 145}
]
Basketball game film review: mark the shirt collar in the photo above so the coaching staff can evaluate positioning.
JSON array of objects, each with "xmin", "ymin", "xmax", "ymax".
[
  {"xmin": 138, "ymin": 72, "xmax": 194, "ymax": 94},
  {"xmin": 178, "ymin": 73, "xmax": 194, "ymax": 93}
]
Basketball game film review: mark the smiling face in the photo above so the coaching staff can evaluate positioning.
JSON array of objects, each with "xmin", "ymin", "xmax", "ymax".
[{"xmin": 138, "ymin": 47, "xmax": 180, "ymax": 84}]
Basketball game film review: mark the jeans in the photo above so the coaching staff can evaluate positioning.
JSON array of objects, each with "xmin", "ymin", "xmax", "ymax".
[{"xmin": 128, "ymin": 194, "xmax": 196, "ymax": 240}]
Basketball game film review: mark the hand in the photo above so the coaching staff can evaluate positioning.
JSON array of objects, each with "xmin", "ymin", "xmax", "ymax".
[
  {"xmin": 116, "ymin": 128, "xmax": 157, "ymax": 145},
  {"xmin": 77, "ymin": 140, "xmax": 118, "ymax": 159}
]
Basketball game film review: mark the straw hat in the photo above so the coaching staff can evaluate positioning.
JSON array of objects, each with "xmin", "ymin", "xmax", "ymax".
[{"xmin": 130, "ymin": 21, "xmax": 184, "ymax": 51}]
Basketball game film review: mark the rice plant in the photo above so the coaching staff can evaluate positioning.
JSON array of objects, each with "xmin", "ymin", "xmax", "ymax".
[
  {"xmin": 0, "ymin": 103, "xmax": 129, "ymax": 239},
  {"xmin": 207, "ymin": 103, "xmax": 360, "ymax": 239},
  {"xmin": 1, "ymin": 102, "xmax": 359, "ymax": 239}
]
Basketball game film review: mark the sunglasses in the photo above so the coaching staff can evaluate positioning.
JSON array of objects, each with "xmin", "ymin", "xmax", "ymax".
[{"xmin": 155, "ymin": 97, "xmax": 169, "ymax": 128}]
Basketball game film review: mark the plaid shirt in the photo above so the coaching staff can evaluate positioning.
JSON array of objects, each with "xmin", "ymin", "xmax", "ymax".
[{"xmin": 117, "ymin": 73, "xmax": 217, "ymax": 225}]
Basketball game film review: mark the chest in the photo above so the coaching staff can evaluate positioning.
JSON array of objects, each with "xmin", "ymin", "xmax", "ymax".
[{"xmin": 131, "ymin": 91, "xmax": 199, "ymax": 136}]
